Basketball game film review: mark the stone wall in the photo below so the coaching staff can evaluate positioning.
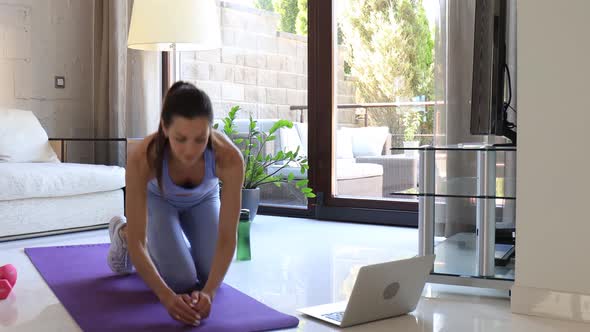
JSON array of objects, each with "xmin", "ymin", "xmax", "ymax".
[{"xmin": 180, "ymin": 1, "xmax": 357, "ymax": 124}]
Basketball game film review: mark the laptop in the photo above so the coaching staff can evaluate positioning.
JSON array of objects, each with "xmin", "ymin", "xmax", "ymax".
[{"xmin": 297, "ymin": 255, "xmax": 435, "ymax": 328}]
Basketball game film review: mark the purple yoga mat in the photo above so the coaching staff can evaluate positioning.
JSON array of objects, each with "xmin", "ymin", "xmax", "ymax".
[{"xmin": 25, "ymin": 244, "xmax": 299, "ymax": 332}]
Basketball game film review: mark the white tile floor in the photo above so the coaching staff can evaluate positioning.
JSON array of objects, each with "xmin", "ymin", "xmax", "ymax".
[{"xmin": 0, "ymin": 215, "xmax": 588, "ymax": 331}]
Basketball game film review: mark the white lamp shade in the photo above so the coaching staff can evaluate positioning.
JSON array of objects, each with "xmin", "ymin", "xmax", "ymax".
[{"xmin": 128, "ymin": 0, "xmax": 221, "ymax": 51}]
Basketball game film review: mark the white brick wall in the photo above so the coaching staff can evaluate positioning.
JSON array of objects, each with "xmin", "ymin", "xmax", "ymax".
[
  {"xmin": 266, "ymin": 54, "xmax": 283, "ymax": 71},
  {"xmin": 222, "ymin": 29, "xmax": 236, "ymax": 46},
  {"xmin": 183, "ymin": 61, "xmax": 210, "ymax": 80},
  {"xmin": 256, "ymin": 35, "xmax": 277, "ymax": 53},
  {"xmin": 235, "ymin": 67, "xmax": 258, "ymax": 85},
  {"xmin": 244, "ymin": 86, "xmax": 266, "ymax": 103},
  {"xmin": 297, "ymin": 75, "xmax": 307, "ymax": 90},
  {"xmin": 245, "ymin": 54, "xmax": 266, "ymax": 68},
  {"xmin": 222, "ymin": 83, "xmax": 245, "ymax": 101},
  {"xmin": 278, "ymin": 38, "xmax": 297, "ymax": 56},
  {"xmin": 235, "ymin": 30, "xmax": 257, "ymax": 50},
  {"xmin": 209, "ymin": 63, "xmax": 234, "ymax": 82},
  {"xmin": 287, "ymin": 89, "xmax": 306, "ymax": 105},
  {"xmin": 296, "ymin": 42, "xmax": 307, "ymax": 58},
  {"xmin": 196, "ymin": 49, "xmax": 221, "ymax": 63},
  {"xmin": 180, "ymin": 3, "xmax": 355, "ymax": 121},
  {"xmin": 257, "ymin": 69, "xmax": 278, "ymax": 88},
  {"xmin": 266, "ymin": 88, "xmax": 287, "ymax": 105},
  {"xmin": 221, "ymin": 48, "xmax": 244, "ymax": 65},
  {"xmin": 278, "ymin": 73, "xmax": 298, "ymax": 89},
  {"xmin": 258, "ymin": 104, "xmax": 277, "ymax": 118},
  {"xmin": 194, "ymin": 81, "xmax": 222, "ymax": 100}
]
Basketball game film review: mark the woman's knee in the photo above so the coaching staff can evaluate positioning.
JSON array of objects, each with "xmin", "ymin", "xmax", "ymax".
[{"xmin": 160, "ymin": 269, "xmax": 198, "ymax": 294}]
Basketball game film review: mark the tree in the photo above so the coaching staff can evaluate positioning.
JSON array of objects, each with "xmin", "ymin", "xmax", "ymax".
[
  {"xmin": 341, "ymin": 0, "xmax": 434, "ymax": 141},
  {"xmin": 255, "ymin": 0, "xmax": 274, "ymax": 11},
  {"xmin": 273, "ymin": 0, "xmax": 299, "ymax": 34},
  {"xmin": 396, "ymin": 0, "xmax": 433, "ymax": 99},
  {"xmin": 296, "ymin": 0, "xmax": 308, "ymax": 35}
]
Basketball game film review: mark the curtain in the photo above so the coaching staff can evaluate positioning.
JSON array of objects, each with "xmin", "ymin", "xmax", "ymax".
[{"xmin": 92, "ymin": 0, "xmax": 161, "ymax": 166}]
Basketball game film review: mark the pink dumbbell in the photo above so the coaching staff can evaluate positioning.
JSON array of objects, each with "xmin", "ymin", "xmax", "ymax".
[{"xmin": 0, "ymin": 264, "xmax": 17, "ymax": 300}]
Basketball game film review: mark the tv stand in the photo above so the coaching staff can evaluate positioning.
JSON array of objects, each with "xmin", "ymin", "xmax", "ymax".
[{"xmin": 393, "ymin": 144, "xmax": 516, "ymax": 290}]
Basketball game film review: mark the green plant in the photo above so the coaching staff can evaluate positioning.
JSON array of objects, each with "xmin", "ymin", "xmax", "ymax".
[
  {"xmin": 340, "ymin": 0, "xmax": 434, "ymax": 133},
  {"xmin": 296, "ymin": 0, "xmax": 308, "ymax": 35},
  {"xmin": 255, "ymin": 0, "xmax": 274, "ymax": 11},
  {"xmin": 273, "ymin": 0, "xmax": 299, "ymax": 34},
  {"xmin": 213, "ymin": 106, "xmax": 316, "ymax": 198},
  {"xmin": 401, "ymin": 110, "xmax": 422, "ymax": 142}
]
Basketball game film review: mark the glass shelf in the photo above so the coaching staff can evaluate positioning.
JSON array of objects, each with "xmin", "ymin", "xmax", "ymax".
[
  {"xmin": 391, "ymin": 143, "xmax": 516, "ymax": 152},
  {"xmin": 389, "ymin": 145, "xmax": 517, "ymax": 199},
  {"xmin": 391, "ymin": 177, "xmax": 516, "ymax": 200}
]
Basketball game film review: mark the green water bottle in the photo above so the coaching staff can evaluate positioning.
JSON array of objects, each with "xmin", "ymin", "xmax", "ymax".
[{"xmin": 237, "ymin": 209, "xmax": 251, "ymax": 261}]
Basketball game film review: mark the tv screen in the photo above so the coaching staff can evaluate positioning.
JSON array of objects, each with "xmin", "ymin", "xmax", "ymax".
[{"xmin": 470, "ymin": 0, "xmax": 516, "ymax": 145}]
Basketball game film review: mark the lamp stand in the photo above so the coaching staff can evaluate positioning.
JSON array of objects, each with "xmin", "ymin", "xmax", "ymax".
[{"xmin": 170, "ymin": 42, "xmax": 179, "ymax": 86}]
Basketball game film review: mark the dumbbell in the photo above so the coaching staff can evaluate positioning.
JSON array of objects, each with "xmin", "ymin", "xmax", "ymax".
[{"xmin": 0, "ymin": 264, "xmax": 17, "ymax": 300}]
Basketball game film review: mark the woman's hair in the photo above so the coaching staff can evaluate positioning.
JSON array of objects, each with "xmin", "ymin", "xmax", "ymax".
[{"xmin": 147, "ymin": 81, "xmax": 214, "ymax": 192}]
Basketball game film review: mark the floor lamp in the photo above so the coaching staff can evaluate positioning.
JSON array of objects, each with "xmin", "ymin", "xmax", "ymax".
[{"xmin": 127, "ymin": 0, "xmax": 221, "ymax": 89}]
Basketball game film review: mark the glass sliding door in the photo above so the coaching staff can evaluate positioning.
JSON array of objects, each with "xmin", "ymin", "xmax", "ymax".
[{"xmin": 329, "ymin": 0, "xmax": 440, "ymax": 210}]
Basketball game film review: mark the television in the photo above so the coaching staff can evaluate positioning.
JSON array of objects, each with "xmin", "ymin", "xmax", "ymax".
[{"xmin": 470, "ymin": 0, "xmax": 516, "ymax": 145}]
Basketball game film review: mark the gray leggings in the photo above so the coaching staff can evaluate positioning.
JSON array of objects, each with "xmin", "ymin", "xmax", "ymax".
[{"xmin": 146, "ymin": 191, "xmax": 220, "ymax": 294}]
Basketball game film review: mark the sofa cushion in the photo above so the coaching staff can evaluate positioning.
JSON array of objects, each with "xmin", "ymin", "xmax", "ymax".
[
  {"xmin": 336, "ymin": 162, "xmax": 383, "ymax": 180},
  {"xmin": 0, "ymin": 109, "xmax": 60, "ymax": 163},
  {"xmin": 335, "ymin": 158, "xmax": 356, "ymax": 168},
  {"xmin": 279, "ymin": 126, "xmax": 305, "ymax": 157},
  {"xmin": 267, "ymin": 164, "xmax": 308, "ymax": 180},
  {"xmin": 336, "ymin": 129, "xmax": 354, "ymax": 159},
  {"xmin": 0, "ymin": 163, "xmax": 125, "ymax": 201},
  {"xmin": 342, "ymin": 126, "xmax": 390, "ymax": 157},
  {"xmin": 294, "ymin": 122, "xmax": 308, "ymax": 156}
]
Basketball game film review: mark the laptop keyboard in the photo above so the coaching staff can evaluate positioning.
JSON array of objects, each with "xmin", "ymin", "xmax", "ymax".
[{"xmin": 322, "ymin": 311, "xmax": 345, "ymax": 322}]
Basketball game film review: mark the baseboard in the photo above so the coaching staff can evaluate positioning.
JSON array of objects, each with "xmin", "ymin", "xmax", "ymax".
[{"xmin": 511, "ymin": 284, "xmax": 590, "ymax": 323}]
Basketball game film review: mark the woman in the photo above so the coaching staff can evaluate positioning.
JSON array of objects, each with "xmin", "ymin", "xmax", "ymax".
[{"xmin": 107, "ymin": 81, "xmax": 244, "ymax": 326}]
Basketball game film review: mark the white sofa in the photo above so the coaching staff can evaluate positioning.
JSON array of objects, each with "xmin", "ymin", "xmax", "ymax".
[{"xmin": 0, "ymin": 109, "xmax": 125, "ymax": 241}]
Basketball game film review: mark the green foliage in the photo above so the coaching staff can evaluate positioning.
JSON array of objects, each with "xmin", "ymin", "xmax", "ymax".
[
  {"xmin": 341, "ymin": 0, "xmax": 434, "ymax": 136},
  {"xmin": 255, "ymin": 0, "xmax": 274, "ymax": 11},
  {"xmin": 401, "ymin": 110, "xmax": 422, "ymax": 141},
  {"xmin": 337, "ymin": 24, "xmax": 345, "ymax": 45},
  {"xmin": 419, "ymin": 107, "xmax": 434, "ymax": 144},
  {"xmin": 273, "ymin": 0, "xmax": 299, "ymax": 34},
  {"xmin": 296, "ymin": 0, "xmax": 308, "ymax": 35},
  {"xmin": 344, "ymin": 61, "xmax": 352, "ymax": 75},
  {"xmin": 266, "ymin": 0, "xmax": 307, "ymax": 35},
  {"xmin": 213, "ymin": 106, "xmax": 316, "ymax": 198},
  {"xmin": 396, "ymin": 0, "xmax": 434, "ymax": 98}
]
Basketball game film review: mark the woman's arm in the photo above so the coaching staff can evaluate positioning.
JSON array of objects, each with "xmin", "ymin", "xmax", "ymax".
[
  {"xmin": 125, "ymin": 155, "xmax": 174, "ymax": 301},
  {"xmin": 126, "ymin": 138, "xmax": 200, "ymax": 325},
  {"xmin": 201, "ymin": 132, "xmax": 245, "ymax": 298}
]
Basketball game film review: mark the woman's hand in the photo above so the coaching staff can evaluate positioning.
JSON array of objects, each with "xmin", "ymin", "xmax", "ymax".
[
  {"xmin": 161, "ymin": 292, "xmax": 201, "ymax": 326},
  {"xmin": 190, "ymin": 290, "xmax": 212, "ymax": 319}
]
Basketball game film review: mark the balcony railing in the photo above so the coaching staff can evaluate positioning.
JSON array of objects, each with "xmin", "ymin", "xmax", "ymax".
[{"xmin": 290, "ymin": 101, "xmax": 444, "ymax": 146}]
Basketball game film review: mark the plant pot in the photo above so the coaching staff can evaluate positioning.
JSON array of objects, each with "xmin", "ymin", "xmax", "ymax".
[
  {"xmin": 241, "ymin": 188, "xmax": 260, "ymax": 221},
  {"xmin": 403, "ymin": 140, "xmax": 420, "ymax": 157}
]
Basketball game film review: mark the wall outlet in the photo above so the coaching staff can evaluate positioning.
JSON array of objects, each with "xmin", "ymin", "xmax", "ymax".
[{"xmin": 54, "ymin": 76, "xmax": 65, "ymax": 89}]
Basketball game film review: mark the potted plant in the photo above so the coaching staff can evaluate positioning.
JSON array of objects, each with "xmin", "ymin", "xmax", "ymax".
[
  {"xmin": 214, "ymin": 106, "xmax": 315, "ymax": 220},
  {"xmin": 401, "ymin": 111, "xmax": 422, "ymax": 156}
]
